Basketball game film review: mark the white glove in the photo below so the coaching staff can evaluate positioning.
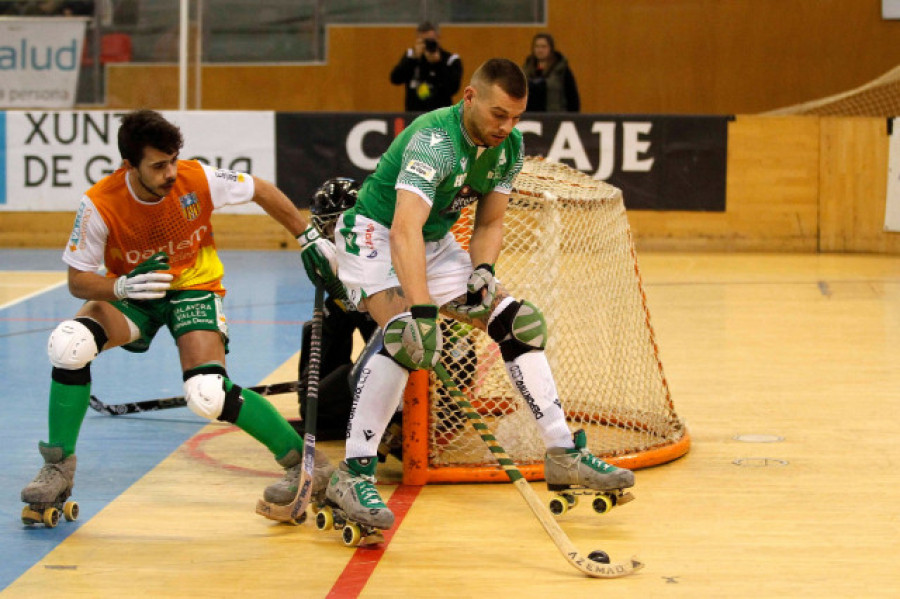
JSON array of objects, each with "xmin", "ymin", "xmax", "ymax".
[
  {"xmin": 114, "ymin": 271, "xmax": 173, "ymax": 300},
  {"xmin": 297, "ymin": 226, "xmax": 340, "ymax": 288},
  {"xmin": 444, "ymin": 264, "xmax": 497, "ymax": 319}
]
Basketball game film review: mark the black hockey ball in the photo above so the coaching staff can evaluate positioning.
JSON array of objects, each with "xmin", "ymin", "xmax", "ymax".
[{"xmin": 588, "ymin": 550, "xmax": 610, "ymax": 564}]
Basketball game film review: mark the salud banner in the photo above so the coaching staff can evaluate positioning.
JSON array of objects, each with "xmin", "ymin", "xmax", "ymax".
[
  {"xmin": 276, "ymin": 112, "xmax": 730, "ymax": 210},
  {"xmin": 0, "ymin": 110, "xmax": 276, "ymax": 212},
  {"xmin": 0, "ymin": 17, "xmax": 88, "ymax": 109}
]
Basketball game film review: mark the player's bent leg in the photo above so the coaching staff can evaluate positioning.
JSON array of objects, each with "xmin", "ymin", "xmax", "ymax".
[
  {"xmin": 486, "ymin": 299, "xmax": 571, "ymax": 447},
  {"xmin": 23, "ymin": 316, "xmax": 110, "ymax": 509},
  {"xmin": 327, "ymin": 338, "xmax": 409, "ymax": 528},
  {"xmin": 182, "ymin": 364, "xmax": 333, "ymax": 500},
  {"xmin": 484, "ymin": 299, "xmax": 635, "ymax": 490},
  {"xmin": 545, "ymin": 429, "xmax": 635, "ymax": 492},
  {"xmin": 46, "ymin": 317, "xmax": 109, "ymax": 455}
]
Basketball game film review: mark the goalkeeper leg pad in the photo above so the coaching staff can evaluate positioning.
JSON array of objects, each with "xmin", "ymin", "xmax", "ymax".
[
  {"xmin": 48, "ymin": 317, "xmax": 108, "ymax": 371},
  {"xmin": 487, "ymin": 299, "xmax": 548, "ymax": 362}
]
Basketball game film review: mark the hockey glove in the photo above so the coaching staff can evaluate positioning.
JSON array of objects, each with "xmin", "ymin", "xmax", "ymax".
[
  {"xmin": 297, "ymin": 225, "xmax": 343, "ymax": 292},
  {"xmin": 114, "ymin": 251, "xmax": 173, "ymax": 300},
  {"xmin": 383, "ymin": 304, "xmax": 442, "ymax": 370},
  {"xmin": 444, "ymin": 263, "xmax": 496, "ymax": 319}
]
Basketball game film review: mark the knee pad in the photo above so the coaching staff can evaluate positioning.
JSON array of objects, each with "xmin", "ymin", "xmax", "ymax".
[
  {"xmin": 183, "ymin": 365, "xmax": 243, "ymax": 422},
  {"xmin": 487, "ymin": 299, "xmax": 548, "ymax": 362},
  {"xmin": 382, "ymin": 310, "xmax": 442, "ymax": 371},
  {"xmin": 48, "ymin": 317, "xmax": 108, "ymax": 370}
]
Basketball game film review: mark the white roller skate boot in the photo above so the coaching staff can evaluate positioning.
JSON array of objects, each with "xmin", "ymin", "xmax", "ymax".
[
  {"xmin": 264, "ymin": 447, "xmax": 335, "ymax": 505},
  {"xmin": 21, "ymin": 443, "xmax": 79, "ymax": 528},
  {"xmin": 544, "ymin": 429, "xmax": 635, "ymax": 516},
  {"xmin": 318, "ymin": 457, "xmax": 392, "ymax": 546}
]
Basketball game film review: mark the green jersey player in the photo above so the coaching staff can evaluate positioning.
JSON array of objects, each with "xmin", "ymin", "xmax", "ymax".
[{"xmin": 325, "ymin": 58, "xmax": 635, "ymax": 535}]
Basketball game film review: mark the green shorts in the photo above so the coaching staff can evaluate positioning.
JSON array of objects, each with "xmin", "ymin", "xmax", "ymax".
[{"xmin": 112, "ymin": 290, "xmax": 230, "ymax": 354}]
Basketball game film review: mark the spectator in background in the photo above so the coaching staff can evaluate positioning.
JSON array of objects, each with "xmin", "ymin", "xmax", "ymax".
[
  {"xmin": 390, "ymin": 21, "xmax": 463, "ymax": 112},
  {"xmin": 522, "ymin": 33, "xmax": 580, "ymax": 112}
]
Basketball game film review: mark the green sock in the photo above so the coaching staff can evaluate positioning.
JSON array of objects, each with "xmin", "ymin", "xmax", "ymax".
[
  {"xmin": 231, "ymin": 383, "xmax": 303, "ymax": 461},
  {"xmin": 47, "ymin": 379, "xmax": 91, "ymax": 457}
]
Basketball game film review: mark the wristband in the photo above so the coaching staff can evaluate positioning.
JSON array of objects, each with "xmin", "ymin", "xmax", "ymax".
[{"xmin": 410, "ymin": 304, "xmax": 438, "ymax": 319}]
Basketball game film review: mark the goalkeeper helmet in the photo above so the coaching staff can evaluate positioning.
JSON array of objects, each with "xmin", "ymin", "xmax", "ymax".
[{"xmin": 311, "ymin": 177, "xmax": 359, "ymax": 242}]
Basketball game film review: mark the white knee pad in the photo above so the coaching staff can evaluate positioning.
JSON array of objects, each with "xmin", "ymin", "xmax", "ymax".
[
  {"xmin": 184, "ymin": 373, "xmax": 227, "ymax": 420},
  {"xmin": 48, "ymin": 319, "xmax": 100, "ymax": 369}
]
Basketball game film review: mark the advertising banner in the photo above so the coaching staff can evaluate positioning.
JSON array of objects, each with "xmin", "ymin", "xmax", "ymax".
[
  {"xmin": 0, "ymin": 17, "xmax": 87, "ymax": 109},
  {"xmin": 276, "ymin": 112, "xmax": 730, "ymax": 210},
  {"xmin": 0, "ymin": 110, "xmax": 275, "ymax": 213}
]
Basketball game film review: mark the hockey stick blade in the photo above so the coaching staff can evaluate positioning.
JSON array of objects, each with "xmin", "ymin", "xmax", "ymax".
[
  {"xmin": 89, "ymin": 381, "xmax": 299, "ymax": 416},
  {"xmin": 256, "ymin": 286, "xmax": 325, "ymax": 524},
  {"xmin": 433, "ymin": 363, "xmax": 644, "ymax": 579}
]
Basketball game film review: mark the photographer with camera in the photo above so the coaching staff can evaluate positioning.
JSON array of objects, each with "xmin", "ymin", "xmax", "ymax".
[{"xmin": 389, "ymin": 21, "xmax": 462, "ymax": 112}]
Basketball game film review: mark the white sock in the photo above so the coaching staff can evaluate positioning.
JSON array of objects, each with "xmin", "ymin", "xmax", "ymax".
[
  {"xmin": 504, "ymin": 351, "xmax": 573, "ymax": 449},
  {"xmin": 345, "ymin": 353, "xmax": 409, "ymax": 460}
]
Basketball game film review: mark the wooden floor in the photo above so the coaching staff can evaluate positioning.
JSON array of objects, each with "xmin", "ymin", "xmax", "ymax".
[{"xmin": 2, "ymin": 252, "xmax": 900, "ymax": 598}]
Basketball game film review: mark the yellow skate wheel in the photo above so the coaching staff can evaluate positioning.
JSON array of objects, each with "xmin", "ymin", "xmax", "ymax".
[
  {"xmin": 21, "ymin": 506, "xmax": 41, "ymax": 525},
  {"xmin": 342, "ymin": 522, "xmax": 362, "ymax": 547},
  {"xmin": 564, "ymin": 493, "xmax": 579, "ymax": 509},
  {"xmin": 315, "ymin": 506, "xmax": 334, "ymax": 531},
  {"xmin": 288, "ymin": 509, "xmax": 307, "ymax": 526},
  {"xmin": 43, "ymin": 507, "xmax": 60, "ymax": 528},
  {"xmin": 592, "ymin": 494, "xmax": 613, "ymax": 515},
  {"xmin": 63, "ymin": 501, "xmax": 79, "ymax": 522},
  {"xmin": 548, "ymin": 495, "xmax": 568, "ymax": 516}
]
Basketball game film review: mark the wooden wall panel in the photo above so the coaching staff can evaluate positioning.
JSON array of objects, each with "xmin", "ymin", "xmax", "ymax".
[
  {"xmin": 818, "ymin": 117, "xmax": 898, "ymax": 253},
  {"xmin": 104, "ymin": 1, "xmax": 900, "ymax": 115},
  {"xmin": 629, "ymin": 116, "xmax": 820, "ymax": 251}
]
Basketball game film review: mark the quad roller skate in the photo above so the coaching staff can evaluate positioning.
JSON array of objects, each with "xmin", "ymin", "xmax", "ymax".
[
  {"xmin": 320, "ymin": 457, "xmax": 392, "ymax": 547},
  {"xmin": 262, "ymin": 447, "xmax": 334, "ymax": 505},
  {"xmin": 21, "ymin": 443, "xmax": 79, "ymax": 528},
  {"xmin": 312, "ymin": 499, "xmax": 386, "ymax": 547},
  {"xmin": 544, "ymin": 429, "xmax": 635, "ymax": 517},
  {"xmin": 257, "ymin": 447, "xmax": 335, "ymax": 524}
]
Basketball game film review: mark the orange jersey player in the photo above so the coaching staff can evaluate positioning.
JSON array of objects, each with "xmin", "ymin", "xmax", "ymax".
[
  {"xmin": 67, "ymin": 158, "xmax": 239, "ymax": 294},
  {"xmin": 20, "ymin": 110, "xmax": 339, "ymax": 528}
]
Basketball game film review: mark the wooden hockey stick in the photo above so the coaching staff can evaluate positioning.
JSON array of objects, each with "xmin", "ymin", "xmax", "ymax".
[
  {"xmin": 255, "ymin": 285, "xmax": 324, "ymax": 524},
  {"xmin": 432, "ymin": 362, "xmax": 644, "ymax": 579},
  {"xmin": 88, "ymin": 380, "xmax": 300, "ymax": 416}
]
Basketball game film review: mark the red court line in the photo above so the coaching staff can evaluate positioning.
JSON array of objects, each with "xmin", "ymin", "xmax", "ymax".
[
  {"xmin": 326, "ymin": 484, "xmax": 423, "ymax": 599},
  {"xmin": 183, "ymin": 426, "xmax": 280, "ymax": 478}
]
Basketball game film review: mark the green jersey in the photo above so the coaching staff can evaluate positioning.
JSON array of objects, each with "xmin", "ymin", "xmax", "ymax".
[{"xmin": 350, "ymin": 101, "xmax": 524, "ymax": 242}]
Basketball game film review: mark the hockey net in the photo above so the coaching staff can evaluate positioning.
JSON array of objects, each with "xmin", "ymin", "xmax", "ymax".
[
  {"xmin": 401, "ymin": 157, "xmax": 690, "ymax": 484},
  {"xmin": 763, "ymin": 64, "xmax": 900, "ymax": 117}
]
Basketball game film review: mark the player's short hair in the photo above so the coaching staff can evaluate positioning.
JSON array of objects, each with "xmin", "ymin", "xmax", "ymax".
[
  {"xmin": 118, "ymin": 109, "xmax": 184, "ymax": 167},
  {"xmin": 417, "ymin": 21, "xmax": 438, "ymax": 34},
  {"xmin": 471, "ymin": 58, "xmax": 528, "ymax": 100}
]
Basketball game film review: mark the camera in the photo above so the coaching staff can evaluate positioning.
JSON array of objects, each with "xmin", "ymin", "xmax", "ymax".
[{"xmin": 424, "ymin": 39, "xmax": 438, "ymax": 53}]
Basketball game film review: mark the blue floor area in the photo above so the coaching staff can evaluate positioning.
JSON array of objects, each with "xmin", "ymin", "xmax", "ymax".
[{"xmin": 0, "ymin": 249, "xmax": 313, "ymax": 591}]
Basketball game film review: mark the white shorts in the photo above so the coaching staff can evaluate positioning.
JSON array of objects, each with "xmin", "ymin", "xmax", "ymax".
[{"xmin": 335, "ymin": 213, "xmax": 472, "ymax": 310}]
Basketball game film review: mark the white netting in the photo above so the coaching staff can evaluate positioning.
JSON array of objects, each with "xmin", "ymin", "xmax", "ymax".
[
  {"xmin": 764, "ymin": 64, "xmax": 900, "ymax": 117},
  {"xmin": 424, "ymin": 158, "xmax": 688, "ymax": 474}
]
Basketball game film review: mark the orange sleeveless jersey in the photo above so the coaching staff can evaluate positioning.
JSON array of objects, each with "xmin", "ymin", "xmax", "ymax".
[{"xmin": 87, "ymin": 160, "xmax": 226, "ymax": 293}]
